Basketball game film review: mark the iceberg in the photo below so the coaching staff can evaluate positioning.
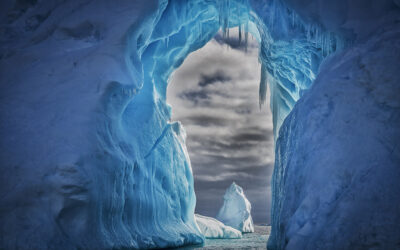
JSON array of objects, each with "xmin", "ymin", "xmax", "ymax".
[
  {"xmin": 195, "ymin": 214, "xmax": 242, "ymax": 239},
  {"xmin": 217, "ymin": 182, "xmax": 254, "ymax": 233}
]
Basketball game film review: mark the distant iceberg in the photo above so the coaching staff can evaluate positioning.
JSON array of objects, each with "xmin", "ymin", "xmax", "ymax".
[
  {"xmin": 195, "ymin": 214, "xmax": 242, "ymax": 239},
  {"xmin": 217, "ymin": 182, "xmax": 254, "ymax": 233}
]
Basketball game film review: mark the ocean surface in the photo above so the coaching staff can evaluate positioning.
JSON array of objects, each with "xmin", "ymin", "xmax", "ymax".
[{"xmin": 175, "ymin": 226, "xmax": 270, "ymax": 250}]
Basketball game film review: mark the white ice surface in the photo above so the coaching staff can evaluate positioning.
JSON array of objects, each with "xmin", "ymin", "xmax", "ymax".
[
  {"xmin": 195, "ymin": 214, "xmax": 242, "ymax": 239},
  {"xmin": 217, "ymin": 182, "xmax": 254, "ymax": 233}
]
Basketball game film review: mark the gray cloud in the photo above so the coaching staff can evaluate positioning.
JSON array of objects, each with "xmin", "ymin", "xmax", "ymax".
[
  {"xmin": 231, "ymin": 130, "xmax": 273, "ymax": 142},
  {"xmin": 181, "ymin": 115, "xmax": 230, "ymax": 127},
  {"xmin": 179, "ymin": 89, "xmax": 210, "ymax": 102},
  {"xmin": 167, "ymin": 32, "xmax": 274, "ymax": 224},
  {"xmin": 198, "ymin": 70, "xmax": 232, "ymax": 87}
]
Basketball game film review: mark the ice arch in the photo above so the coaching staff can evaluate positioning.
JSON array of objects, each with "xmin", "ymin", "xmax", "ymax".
[
  {"xmin": 0, "ymin": 0, "xmax": 399, "ymax": 249},
  {"xmin": 127, "ymin": 0, "xmax": 342, "ymax": 139},
  {"xmin": 116, "ymin": 0, "xmax": 341, "ymax": 248}
]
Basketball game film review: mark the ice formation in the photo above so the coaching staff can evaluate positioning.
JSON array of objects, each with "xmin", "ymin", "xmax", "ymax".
[
  {"xmin": 195, "ymin": 214, "xmax": 242, "ymax": 239},
  {"xmin": 268, "ymin": 2, "xmax": 400, "ymax": 249},
  {"xmin": 216, "ymin": 182, "xmax": 254, "ymax": 233},
  {"xmin": 0, "ymin": 0, "xmax": 399, "ymax": 249}
]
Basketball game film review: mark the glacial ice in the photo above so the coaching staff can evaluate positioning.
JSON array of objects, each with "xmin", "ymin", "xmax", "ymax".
[
  {"xmin": 266, "ymin": 1, "xmax": 400, "ymax": 249},
  {"xmin": 0, "ymin": 0, "xmax": 399, "ymax": 249},
  {"xmin": 268, "ymin": 19, "xmax": 400, "ymax": 250},
  {"xmin": 217, "ymin": 182, "xmax": 254, "ymax": 233},
  {"xmin": 195, "ymin": 214, "xmax": 242, "ymax": 239}
]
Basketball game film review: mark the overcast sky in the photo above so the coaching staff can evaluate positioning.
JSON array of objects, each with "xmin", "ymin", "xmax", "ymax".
[{"xmin": 167, "ymin": 29, "xmax": 274, "ymax": 224}]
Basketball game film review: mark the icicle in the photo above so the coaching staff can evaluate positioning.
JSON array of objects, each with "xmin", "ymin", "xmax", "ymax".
[
  {"xmin": 218, "ymin": 0, "xmax": 233, "ymax": 39},
  {"xmin": 291, "ymin": 11, "xmax": 295, "ymax": 27},
  {"xmin": 259, "ymin": 63, "xmax": 268, "ymax": 109},
  {"xmin": 306, "ymin": 24, "xmax": 311, "ymax": 41},
  {"xmin": 239, "ymin": 24, "xmax": 242, "ymax": 44},
  {"xmin": 237, "ymin": 3, "xmax": 242, "ymax": 44},
  {"xmin": 244, "ymin": 21, "xmax": 249, "ymax": 52},
  {"xmin": 166, "ymin": 36, "xmax": 169, "ymax": 48},
  {"xmin": 224, "ymin": 15, "xmax": 228, "ymax": 38},
  {"xmin": 218, "ymin": 3, "xmax": 222, "ymax": 29},
  {"xmin": 315, "ymin": 27, "xmax": 320, "ymax": 48},
  {"xmin": 227, "ymin": 0, "xmax": 230, "ymax": 39}
]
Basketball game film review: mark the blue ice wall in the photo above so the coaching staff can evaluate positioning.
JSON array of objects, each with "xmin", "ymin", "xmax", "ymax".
[
  {"xmin": 267, "ymin": 1, "xmax": 400, "ymax": 249},
  {"xmin": 0, "ymin": 0, "xmax": 399, "ymax": 249},
  {"xmin": 269, "ymin": 25, "xmax": 400, "ymax": 249}
]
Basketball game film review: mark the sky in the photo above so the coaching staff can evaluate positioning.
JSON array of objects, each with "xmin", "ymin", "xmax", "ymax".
[{"xmin": 167, "ymin": 28, "xmax": 274, "ymax": 224}]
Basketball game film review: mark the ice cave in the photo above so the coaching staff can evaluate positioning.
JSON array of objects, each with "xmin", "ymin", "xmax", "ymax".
[{"xmin": 0, "ymin": 0, "xmax": 399, "ymax": 249}]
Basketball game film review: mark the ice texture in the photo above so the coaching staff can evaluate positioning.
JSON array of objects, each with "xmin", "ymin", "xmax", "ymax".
[
  {"xmin": 267, "ymin": 1, "xmax": 400, "ymax": 249},
  {"xmin": 0, "ymin": 0, "xmax": 399, "ymax": 249},
  {"xmin": 0, "ymin": 0, "xmax": 326, "ymax": 248},
  {"xmin": 216, "ymin": 182, "xmax": 254, "ymax": 233},
  {"xmin": 0, "ymin": 1, "xmax": 206, "ymax": 249},
  {"xmin": 268, "ymin": 21, "xmax": 400, "ymax": 250},
  {"xmin": 195, "ymin": 214, "xmax": 242, "ymax": 239}
]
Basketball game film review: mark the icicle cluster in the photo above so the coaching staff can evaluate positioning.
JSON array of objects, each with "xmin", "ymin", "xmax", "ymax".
[
  {"xmin": 251, "ymin": 0, "xmax": 346, "ymax": 136},
  {"xmin": 217, "ymin": 0, "xmax": 250, "ymax": 48}
]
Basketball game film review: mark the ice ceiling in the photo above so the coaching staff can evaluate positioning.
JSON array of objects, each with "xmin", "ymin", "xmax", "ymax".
[
  {"xmin": 128, "ymin": 0, "xmax": 342, "ymax": 139},
  {"xmin": 1, "ymin": 0, "xmax": 399, "ymax": 249}
]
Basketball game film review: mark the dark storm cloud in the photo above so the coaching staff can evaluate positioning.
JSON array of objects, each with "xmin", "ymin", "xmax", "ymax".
[
  {"xmin": 194, "ymin": 164, "xmax": 273, "ymax": 189},
  {"xmin": 234, "ymin": 105, "xmax": 253, "ymax": 115},
  {"xmin": 178, "ymin": 90, "xmax": 231, "ymax": 107},
  {"xmin": 178, "ymin": 70, "xmax": 233, "ymax": 106},
  {"xmin": 198, "ymin": 70, "xmax": 232, "ymax": 87},
  {"xmin": 181, "ymin": 114, "xmax": 230, "ymax": 127},
  {"xmin": 231, "ymin": 131, "xmax": 273, "ymax": 142},
  {"xmin": 188, "ymin": 135, "xmax": 257, "ymax": 151},
  {"xmin": 186, "ymin": 127, "xmax": 273, "ymax": 153},
  {"xmin": 179, "ymin": 89, "xmax": 210, "ymax": 104},
  {"xmin": 195, "ymin": 154, "xmax": 264, "ymax": 167},
  {"xmin": 234, "ymin": 164, "xmax": 274, "ymax": 177}
]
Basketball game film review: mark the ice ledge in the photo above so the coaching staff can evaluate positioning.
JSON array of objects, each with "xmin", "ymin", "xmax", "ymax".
[{"xmin": 195, "ymin": 214, "xmax": 242, "ymax": 239}]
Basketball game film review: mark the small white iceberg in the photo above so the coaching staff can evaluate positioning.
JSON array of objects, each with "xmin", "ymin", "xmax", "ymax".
[
  {"xmin": 195, "ymin": 214, "xmax": 242, "ymax": 239},
  {"xmin": 216, "ymin": 182, "xmax": 254, "ymax": 233}
]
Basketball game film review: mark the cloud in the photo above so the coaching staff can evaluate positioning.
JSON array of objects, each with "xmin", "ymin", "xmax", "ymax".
[
  {"xmin": 167, "ymin": 31, "xmax": 274, "ymax": 224},
  {"xmin": 178, "ymin": 89, "xmax": 210, "ymax": 104},
  {"xmin": 198, "ymin": 70, "xmax": 232, "ymax": 87},
  {"xmin": 231, "ymin": 130, "xmax": 273, "ymax": 142},
  {"xmin": 181, "ymin": 114, "xmax": 230, "ymax": 127}
]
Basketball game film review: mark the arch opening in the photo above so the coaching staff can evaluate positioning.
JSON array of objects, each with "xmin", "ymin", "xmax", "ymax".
[
  {"xmin": 166, "ymin": 29, "xmax": 274, "ymax": 227},
  {"xmin": 117, "ymin": 0, "xmax": 343, "ymax": 248}
]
